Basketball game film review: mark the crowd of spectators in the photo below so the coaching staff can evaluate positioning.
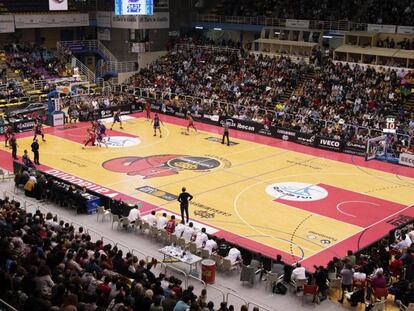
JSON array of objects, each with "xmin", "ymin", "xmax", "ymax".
[
  {"xmin": 325, "ymin": 223, "xmax": 414, "ymax": 308},
  {"xmin": 376, "ymin": 38, "xmax": 414, "ymax": 50},
  {"xmin": 127, "ymin": 45, "xmax": 414, "ymax": 144},
  {"xmin": 0, "ymin": 195, "xmax": 261, "ymax": 311},
  {"xmin": 130, "ymin": 47, "xmax": 306, "ymax": 124},
  {"xmin": 61, "ymin": 94, "xmax": 139, "ymax": 123},
  {"xmin": 4, "ymin": 42, "xmax": 71, "ymax": 82},
  {"xmin": 286, "ymin": 62, "xmax": 413, "ymax": 142},
  {"xmin": 0, "ymin": 80, "xmax": 25, "ymax": 99},
  {"xmin": 210, "ymin": 0, "xmax": 414, "ymax": 25}
]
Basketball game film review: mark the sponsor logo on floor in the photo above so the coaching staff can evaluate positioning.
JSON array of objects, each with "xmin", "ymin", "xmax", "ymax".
[
  {"xmin": 103, "ymin": 136, "xmax": 141, "ymax": 148},
  {"xmin": 266, "ymin": 182, "xmax": 328, "ymax": 202}
]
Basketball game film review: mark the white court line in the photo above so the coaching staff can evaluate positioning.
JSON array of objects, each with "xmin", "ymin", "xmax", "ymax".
[
  {"xmin": 232, "ymin": 170, "xmax": 414, "ymax": 259},
  {"xmin": 299, "ymin": 203, "xmax": 414, "ymax": 263},
  {"xmin": 336, "ymin": 201, "xmax": 380, "ymax": 218}
]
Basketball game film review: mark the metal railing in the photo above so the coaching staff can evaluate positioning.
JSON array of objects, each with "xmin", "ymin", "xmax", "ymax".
[
  {"xmin": 247, "ymin": 302, "xmax": 272, "ymax": 311},
  {"xmin": 57, "ymin": 40, "xmax": 117, "ymax": 62},
  {"xmin": 226, "ymin": 292, "xmax": 248, "ymax": 308},
  {"xmin": 175, "ymin": 43, "xmax": 241, "ymax": 53},
  {"xmin": 0, "ymin": 298, "xmax": 18, "ymax": 311},
  {"xmin": 57, "ymin": 40, "xmax": 138, "ymax": 78},
  {"xmin": 194, "ymin": 13, "xmax": 371, "ymax": 32},
  {"xmin": 96, "ymin": 40, "xmax": 118, "ymax": 62},
  {"xmin": 70, "ymin": 55, "xmax": 96, "ymax": 83},
  {"xmin": 96, "ymin": 60, "xmax": 138, "ymax": 76}
]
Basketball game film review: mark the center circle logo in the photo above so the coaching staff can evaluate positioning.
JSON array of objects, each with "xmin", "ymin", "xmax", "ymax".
[
  {"xmin": 167, "ymin": 156, "xmax": 221, "ymax": 171},
  {"xmin": 103, "ymin": 136, "xmax": 141, "ymax": 148},
  {"xmin": 266, "ymin": 182, "xmax": 328, "ymax": 202}
]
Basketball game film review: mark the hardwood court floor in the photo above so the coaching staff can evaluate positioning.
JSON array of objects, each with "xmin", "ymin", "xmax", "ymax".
[{"xmin": 1, "ymin": 113, "xmax": 413, "ymax": 269}]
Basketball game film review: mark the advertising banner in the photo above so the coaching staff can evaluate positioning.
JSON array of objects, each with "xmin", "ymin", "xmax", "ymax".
[
  {"xmin": 314, "ymin": 136, "xmax": 343, "ymax": 152},
  {"xmin": 343, "ymin": 141, "xmax": 367, "ymax": 156},
  {"xmin": 397, "ymin": 26, "xmax": 414, "ymax": 34},
  {"xmin": 399, "ymin": 153, "xmax": 414, "ymax": 167},
  {"xmin": 97, "ymin": 28, "xmax": 111, "ymax": 41},
  {"xmin": 96, "ymin": 11, "xmax": 112, "ymax": 28},
  {"xmin": 15, "ymin": 13, "xmax": 89, "ymax": 28},
  {"xmin": 13, "ymin": 119, "xmax": 37, "ymax": 133},
  {"xmin": 367, "ymin": 24, "xmax": 396, "ymax": 33},
  {"xmin": 49, "ymin": 0, "xmax": 68, "ymax": 11},
  {"xmin": 0, "ymin": 15, "xmax": 15, "ymax": 33},
  {"xmin": 286, "ymin": 19, "xmax": 310, "ymax": 29},
  {"xmin": 111, "ymin": 12, "xmax": 169, "ymax": 29}
]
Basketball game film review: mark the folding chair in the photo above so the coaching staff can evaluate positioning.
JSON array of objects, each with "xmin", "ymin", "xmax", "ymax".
[
  {"xmin": 111, "ymin": 214, "xmax": 121, "ymax": 229},
  {"xmin": 265, "ymin": 272, "xmax": 281, "ymax": 291},
  {"xmin": 187, "ymin": 242, "xmax": 197, "ymax": 254},
  {"xmin": 158, "ymin": 229, "xmax": 169, "ymax": 244},
  {"xmin": 135, "ymin": 219, "xmax": 143, "ymax": 232},
  {"xmin": 293, "ymin": 278, "xmax": 307, "ymax": 294},
  {"xmin": 328, "ymin": 278, "xmax": 342, "ymax": 298},
  {"xmin": 141, "ymin": 221, "xmax": 150, "ymax": 234},
  {"xmin": 96, "ymin": 206, "xmax": 111, "ymax": 222},
  {"xmin": 169, "ymin": 234, "xmax": 178, "ymax": 245},
  {"xmin": 199, "ymin": 248, "xmax": 210, "ymax": 259},
  {"xmin": 210, "ymin": 254, "xmax": 223, "ymax": 270},
  {"xmin": 222, "ymin": 258, "xmax": 239, "ymax": 274},
  {"xmin": 302, "ymin": 284, "xmax": 319, "ymax": 306},
  {"xmin": 176, "ymin": 237, "xmax": 186, "ymax": 249},
  {"xmin": 121, "ymin": 218, "xmax": 131, "ymax": 230},
  {"xmin": 240, "ymin": 264, "xmax": 256, "ymax": 286},
  {"xmin": 149, "ymin": 226, "xmax": 160, "ymax": 239}
]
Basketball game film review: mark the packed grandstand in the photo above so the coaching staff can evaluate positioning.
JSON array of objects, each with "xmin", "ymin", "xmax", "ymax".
[{"xmin": 0, "ymin": 1, "xmax": 413, "ymax": 311}]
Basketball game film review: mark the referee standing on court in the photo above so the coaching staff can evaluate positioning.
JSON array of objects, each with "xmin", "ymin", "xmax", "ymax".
[
  {"xmin": 31, "ymin": 138, "xmax": 40, "ymax": 165},
  {"xmin": 221, "ymin": 121, "xmax": 230, "ymax": 146},
  {"xmin": 178, "ymin": 187, "xmax": 193, "ymax": 223}
]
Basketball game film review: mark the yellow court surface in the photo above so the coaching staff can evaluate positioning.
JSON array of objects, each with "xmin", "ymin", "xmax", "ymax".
[{"xmin": 3, "ymin": 114, "xmax": 414, "ymax": 267}]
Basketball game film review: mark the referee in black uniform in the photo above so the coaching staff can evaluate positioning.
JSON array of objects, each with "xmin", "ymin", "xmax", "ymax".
[
  {"xmin": 31, "ymin": 138, "xmax": 40, "ymax": 165},
  {"xmin": 178, "ymin": 187, "xmax": 193, "ymax": 223},
  {"xmin": 221, "ymin": 122, "xmax": 230, "ymax": 146}
]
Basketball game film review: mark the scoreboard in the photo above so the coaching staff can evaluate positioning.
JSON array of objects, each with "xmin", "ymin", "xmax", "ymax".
[
  {"xmin": 383, "ymin": 116, "xmax": 396, "ymax": 134},
  {"xmin": 114, "ymin": 0, "xmax": 153, "ymax": 15}
]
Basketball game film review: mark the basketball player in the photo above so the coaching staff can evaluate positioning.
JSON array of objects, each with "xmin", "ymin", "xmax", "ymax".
[
  {"xmin": 4, "ymin": 124, "xmax": 12, "ymax": 147},
  {"xmin": 110, "ymin": 109, "xmax": 123, "ymax": 130},
  {"xmin": 186, "ymin": 114, "xmax": 197, "ymax": 133},
  {"xmin": 145, "ymin": 101, "xmax": 151, "ymax": 120},
  {"xmin": 33, "ymin": 120, "xmax": 46, "ymax": 142},
  {"xmin": 151, "ymin": 113, "xmax": 164, "ymax": 138},
  {"xmin": 96, "ymin": 123, "xmax": 108, "ymax": 148},
  {"xmin": 82, "ymin": 128, "xmax": 96, "ymax": 149}
]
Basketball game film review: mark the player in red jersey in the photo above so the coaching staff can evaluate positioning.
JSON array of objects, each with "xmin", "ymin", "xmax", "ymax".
[
  {"xmin": 145, "ymin": 101, "xmax": 151, "ymax": 120},
  {"xmin": 4, "ymin": 125, "xmax": 13, "ymax": 147},
  {"xmin": 186, "ymin": 114, "xmax": 197, "ymax": 133},
  {"xmin": 82, "ymin": 128, "xmax": 96, "ymax": 149}
]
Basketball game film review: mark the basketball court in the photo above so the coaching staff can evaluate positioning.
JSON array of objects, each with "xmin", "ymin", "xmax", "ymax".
[{"xmin": 1, "ymin": 112, "xmax": 414, "ymax": 269}]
